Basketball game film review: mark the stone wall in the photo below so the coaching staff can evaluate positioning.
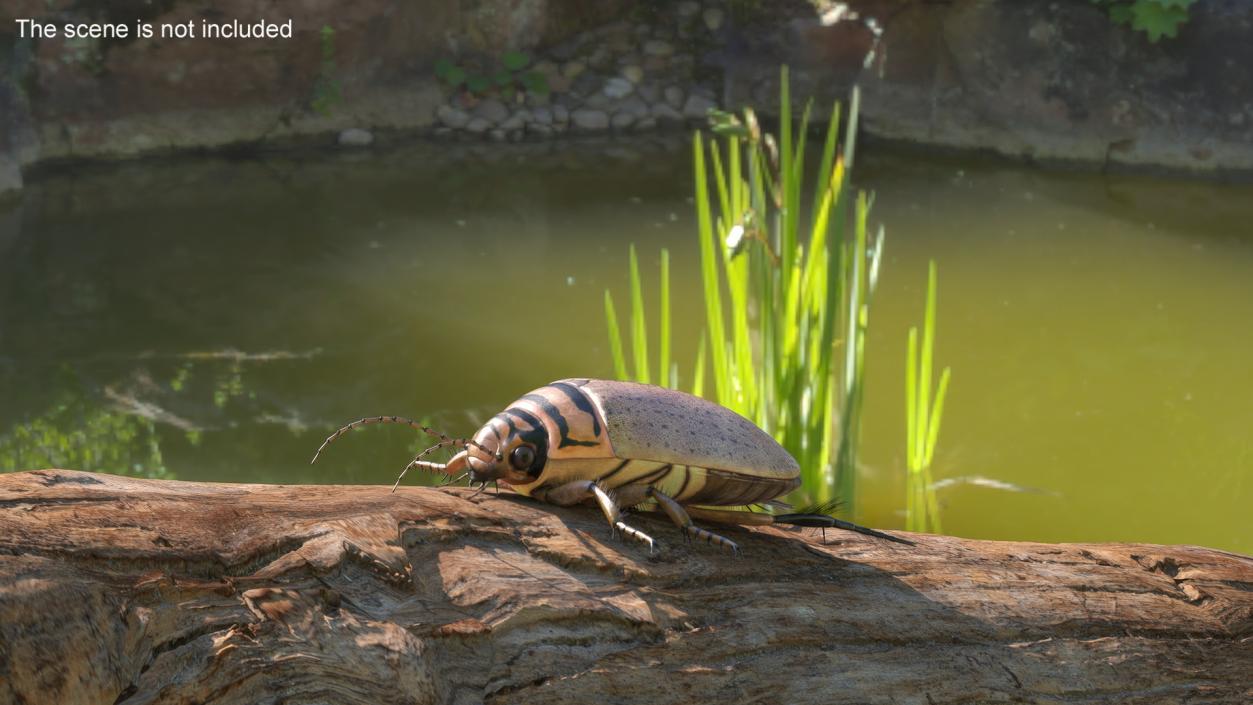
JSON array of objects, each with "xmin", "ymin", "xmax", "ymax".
[
  {"xmin": 738, "ymin": 0, "xmax": 1253, "ymax": 173},
  {"xmin": 0, "ymin": 0, "xmax": 631, "ymax": 182},
  {"xmin": 2, "ymin": 0, "xmax": 1251, "ymax": 198}
]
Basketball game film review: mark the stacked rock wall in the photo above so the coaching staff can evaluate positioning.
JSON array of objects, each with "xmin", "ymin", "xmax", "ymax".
[{"xmin": 2, "ymin": 0, "xmax": 1251, "ymax": 198}]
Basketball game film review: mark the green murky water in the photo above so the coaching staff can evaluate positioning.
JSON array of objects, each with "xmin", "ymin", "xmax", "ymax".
[{"xmin": 1, "ymin": 137, "xmax": 1249, "ymax": 554}]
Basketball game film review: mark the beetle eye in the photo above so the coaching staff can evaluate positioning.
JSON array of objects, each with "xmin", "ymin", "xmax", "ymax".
[{"xmin": 509, "ymin": 445, "xmax": 536, "ymax": 471}]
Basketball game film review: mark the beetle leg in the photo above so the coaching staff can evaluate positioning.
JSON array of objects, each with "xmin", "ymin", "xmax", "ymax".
[
  {"xmin": 392, "ymin": 449, "xmax": 470, "ymax": 493},
  {"xmin": 609, "ymin": 483, "xmax": 650, "ymax": 509},
  {"xmin": 647, "ymin": 488, "xmax": 739, "ymax": 555},
  {"xmin": 538, "ymin": 480, "xmax": 656, "ymax": 554},
  {"xmin": 439, "ymin": 472, "xmax": 468, "ymax": 487},
  {"xmin": 683, "ymin": 506, "xmax": 775, "ymax": 526}
]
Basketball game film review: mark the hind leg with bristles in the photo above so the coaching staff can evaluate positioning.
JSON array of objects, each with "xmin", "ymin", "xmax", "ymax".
[
  {"xmin": 772, "ymin": 511, "xmax": 915, "ymax": 545},
  {"xmin": 536, "ymin": 481, "xmax": 656, "ymax": 554},
  {"xmin": 683, "ymin": 505, "xmax": 913, "ymax": 546},
  {"xmin": 647, "ymin": 488, "xmax": 740, "ymax": 555}
]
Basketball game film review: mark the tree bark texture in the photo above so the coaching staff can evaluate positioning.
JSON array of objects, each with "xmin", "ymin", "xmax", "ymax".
[{"xmin": 0, "ymin": 470, "xmax": 1249, "ymax": 705}]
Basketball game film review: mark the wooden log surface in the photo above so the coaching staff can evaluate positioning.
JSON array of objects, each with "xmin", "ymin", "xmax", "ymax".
[{"xmin": 0, "ymin": 469, "xmax": 1249, "ymax": 705}]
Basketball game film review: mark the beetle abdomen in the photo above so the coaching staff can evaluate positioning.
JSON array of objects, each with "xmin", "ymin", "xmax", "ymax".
[
  {"xmin": 652, "ymin": 464, "xmax": 800, "ymax": 506},
  {"xmin": 570, "ymin": 379, "xmax": 799, "ymax": 480},
  {"xmin": 535, "ymin": 457, "xmax": 800, "ymax": 506}
]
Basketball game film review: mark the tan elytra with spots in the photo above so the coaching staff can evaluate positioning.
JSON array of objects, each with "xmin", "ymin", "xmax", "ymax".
[{"xmin": 313, "ymin": 378, "xmax": 911, "ymax": 554}]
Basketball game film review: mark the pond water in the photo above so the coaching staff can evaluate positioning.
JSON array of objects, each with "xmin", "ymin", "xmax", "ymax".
[{"xmin": 1, "ymin": 136, "xmax": 1250, "ymax": 554}]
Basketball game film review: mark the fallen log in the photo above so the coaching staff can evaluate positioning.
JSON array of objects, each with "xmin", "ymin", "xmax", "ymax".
[{"xmin": 0, "ymin": 469, "xmax": 1249, "ymax": 705}]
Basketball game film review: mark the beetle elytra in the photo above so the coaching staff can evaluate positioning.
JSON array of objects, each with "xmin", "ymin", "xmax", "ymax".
[{"xmin": 312, "ymin": 378, "xmax": 912, "ymax": 553}]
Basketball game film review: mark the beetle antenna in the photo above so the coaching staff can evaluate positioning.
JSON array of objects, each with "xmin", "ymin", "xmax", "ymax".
[
  {"xmin": 390, "ymin": 469, "xmax": 409, "ymax": 493},
  {"xmin": 311, "ymin": 415, "xmax": 492, "ymax": 464},
  {"xmin": 411, "ymin": 439, "xmax": 462, "ymax": 462}
]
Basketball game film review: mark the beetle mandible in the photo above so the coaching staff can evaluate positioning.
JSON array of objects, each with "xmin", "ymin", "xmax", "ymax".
[{"xmin": 311, "ymin": 378, "xmax": 912, "ymax": 553}]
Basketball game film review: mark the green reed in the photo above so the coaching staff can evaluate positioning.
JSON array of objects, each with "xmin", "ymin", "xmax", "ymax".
[
  {"xmin": 604, "ymin": 67, "xmax": 883, "ymax": 506},
  {"xmin": 905, "ymin": 260, "xmax": 950, "ymax": 533}
]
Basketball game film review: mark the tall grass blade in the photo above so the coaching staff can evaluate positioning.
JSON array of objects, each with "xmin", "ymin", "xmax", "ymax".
[
  {"xmin": 693, "ymin": 331, "xmax": 707, "ymax": 397},
  {"xmin": 694, "ymin": 133, "xmax": 730, "ymax": 403},
  {"xmin": 604, "ymin": 291, "xmax": 628, "ymax": 381},
  {"xmin": 917, "ymin": 260, "xmax": 936, "ymax": 465},
  {"xmin": 628, "ymin": 244, "xmax": 651, "ymax": 384},
  {"xmin": 924, "ymin": 369, "xmax": 950, "ymax": 467},
  {"xmin": 905, "ymin": 260, "xmax": 950, "ymax": 534},
  {"xmin": 922, "ymin": 367, "xmax": 950, "ymax": 533},
  {"xmin": 660, "ymin": 248, "xmax": 672, "ymax": 388},
  {"xmin": 811, "ymin": 101, "xmax": 841, "ymax": 222},
  {"xmin": 780, "ymin": 67, "xmax": 799, "ymax": 288}
]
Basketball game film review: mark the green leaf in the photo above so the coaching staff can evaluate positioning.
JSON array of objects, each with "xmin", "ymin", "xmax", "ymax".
[
  {"xmin": 444, "ymin": 66, "xmax": 466, "ymax": 87},
  {"xmin": 1130, "ymin": 0, "xmax": 1190, "ymax": 41},
  {"xmin": 434, "ymin": 58, "xmax": 456, "ymax": 80},
  {"xmin": 319, "ymin": 25, "xmax": 335, "ymax": 59},
  {"xmin": 502, "ymin": 50, "xmax": 531, "ymax": 71},
  {"xmin": 711, "ymin": 123, "xmax": 751, "ymax": 139},
  {"xmin": 708, "ymin": 110, "xmax": 748, "ymax": 138},
  {"xmin": 1108, "ymin": 5, "xmax": 1134, "ymax": 24},
  {"xmin": 466, "ymin": 75, "xmax": 490, "ymax": 94},
  {"xmin": 520, "ymin": 71, "xmax": 549, "ymax": 96},
  {"xmin": 493, "ymin": 69, "xmax": 513, "ymax": 86}
]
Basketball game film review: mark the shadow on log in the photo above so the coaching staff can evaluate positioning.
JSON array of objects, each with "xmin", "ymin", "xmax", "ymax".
[{"xmin": 0, "ymin": 470, "xmax": 1250, "ymax": 704}]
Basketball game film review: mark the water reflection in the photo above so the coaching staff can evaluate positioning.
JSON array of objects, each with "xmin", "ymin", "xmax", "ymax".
[{"xmin": 0, "ymin": 367, "xmax": 172, "ymax": 478}]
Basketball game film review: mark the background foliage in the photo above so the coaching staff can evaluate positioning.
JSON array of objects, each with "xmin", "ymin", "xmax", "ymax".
[{"xmin": 1091, "ymin": 0, "xmax": 1197, "ymax": 42}]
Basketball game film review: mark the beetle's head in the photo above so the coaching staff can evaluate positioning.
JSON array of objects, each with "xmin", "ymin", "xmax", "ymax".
[{"xmin": 460, "ymin": 419, "xmax": 547, "ymax": 486}]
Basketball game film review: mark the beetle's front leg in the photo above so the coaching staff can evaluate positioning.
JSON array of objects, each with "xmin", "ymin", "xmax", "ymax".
[{"xmin": 535, "ymin": 480, "xmax": 656, "ymax": 554}]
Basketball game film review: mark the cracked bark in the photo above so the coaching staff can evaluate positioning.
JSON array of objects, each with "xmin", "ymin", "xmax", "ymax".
[{"xmin": 0, "ymin": 470, "xmax": 1249, "ymax": 705}]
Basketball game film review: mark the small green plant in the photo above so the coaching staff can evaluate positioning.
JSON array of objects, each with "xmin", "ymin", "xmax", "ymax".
[
  {"xmin": 605, "ymin": 67, "xmax": 882, "ymax": 508},
  {"xmin": 1090, "ymin": 0, "xmax": 1197, "ymax": 42},
  {"xmin": 311, "ymin": 25, "xmax": 341, "ymax": 116},
  {"xmin": 904, "ymin": 261, "xmax": 951, "ymax": 534},
  {"xmin": 605, "ymin": 245, "xmax": 688, "ymax": 389},
  {"xmin": 435, "ymin": 51, "xmax": 549, "ymax": 99}
]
